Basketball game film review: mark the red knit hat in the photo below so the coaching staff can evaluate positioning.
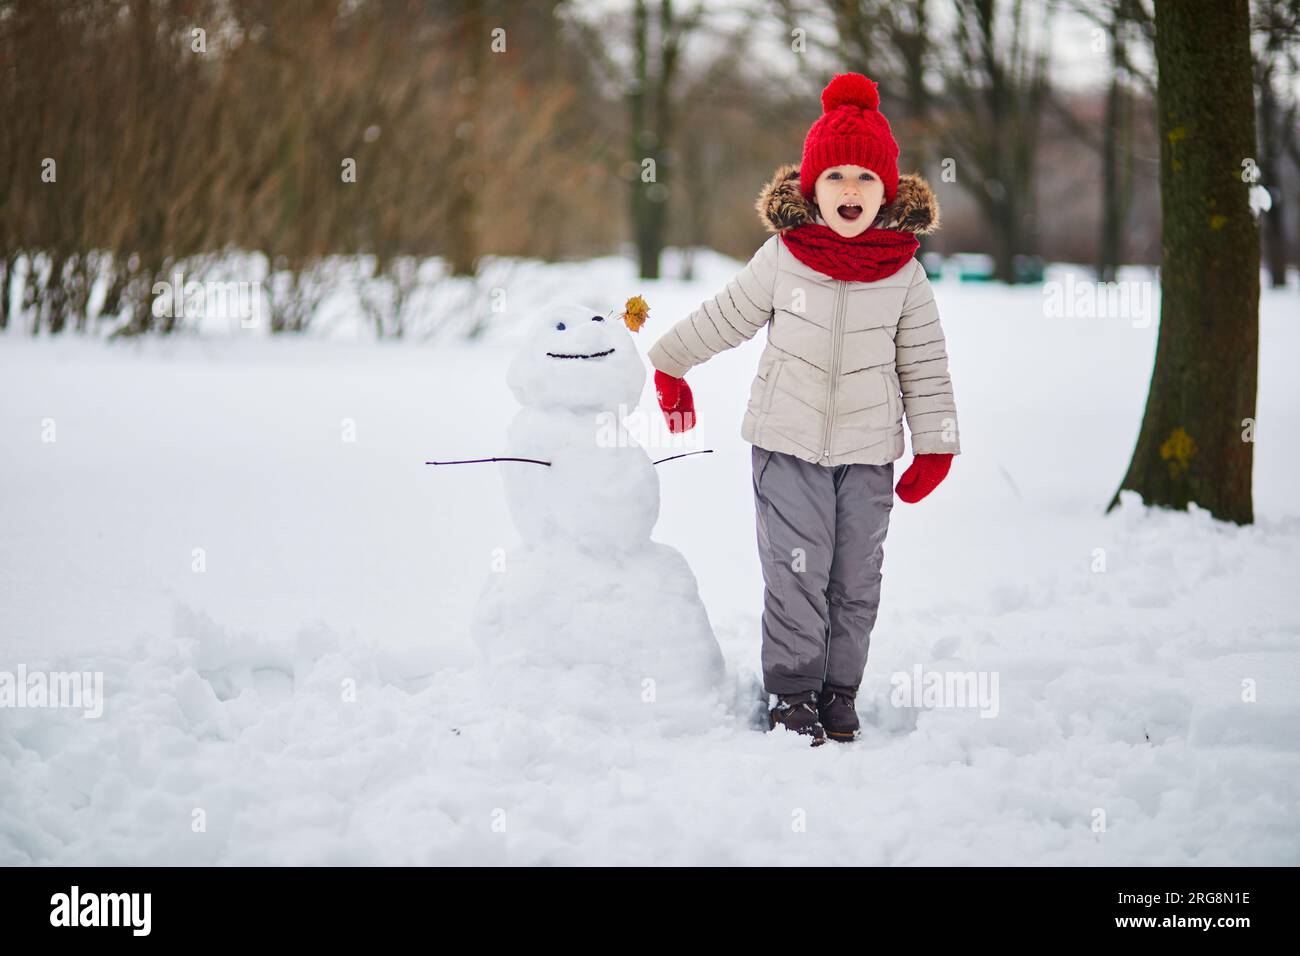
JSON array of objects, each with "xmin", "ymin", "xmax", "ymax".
[{"xmin": 800, "ymin": 73, "xmax": 900, "ymax": 205}]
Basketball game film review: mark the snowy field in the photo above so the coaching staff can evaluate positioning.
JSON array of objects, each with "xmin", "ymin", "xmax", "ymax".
[{"xmin": 2, "ymin": 252, "xmax": 1298, "ymax": 865}]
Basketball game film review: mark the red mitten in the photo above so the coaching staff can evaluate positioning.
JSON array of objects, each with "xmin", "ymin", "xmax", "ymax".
[
  {"xmin": 895, "ymin": 453, "xmax": 953, "ymax": 503},
  {"xmin": 654, "ymin": 369, "xmax": 696, "ymax": 433}
]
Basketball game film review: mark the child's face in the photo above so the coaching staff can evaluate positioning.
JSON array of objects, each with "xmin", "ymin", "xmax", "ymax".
[{"xmin": 814, "ymin": 164, "xmax": 884, "ymax": 237}]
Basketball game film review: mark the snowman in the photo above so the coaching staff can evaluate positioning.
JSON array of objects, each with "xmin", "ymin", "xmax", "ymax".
[{"xmin": 462, "ymin": 299, "xmax": 725, "ymax": 721}]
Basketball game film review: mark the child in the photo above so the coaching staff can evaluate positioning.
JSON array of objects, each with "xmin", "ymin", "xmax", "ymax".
[{"xmin": 647, "ymin": 72, "xmax": 960, "ymax": 745}]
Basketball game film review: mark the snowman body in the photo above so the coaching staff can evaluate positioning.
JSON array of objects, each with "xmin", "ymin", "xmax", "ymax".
[
  {"xmin": 501, "ymin": 406, "xmax": 657, "ymax": 555},
  {"xmin": 471, "ymin": 304, "xmax": 724, "ymax": 713}
]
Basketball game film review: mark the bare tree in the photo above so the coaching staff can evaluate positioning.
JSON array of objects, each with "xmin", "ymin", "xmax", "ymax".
[
  {"xmin": 1093, "ymin": 0, "xmax": 1151, "ymax": 281},
  {"xmin": 1252, "ymin": 0, "xmax": 1300, "ymax": 288},
  {"xmin": 627, "ymin": 0, "xmax": 703, "ymax": 279},
  {"xmin": 937, "ymin": 0, "xmax": 1052, "ymax": 283}
]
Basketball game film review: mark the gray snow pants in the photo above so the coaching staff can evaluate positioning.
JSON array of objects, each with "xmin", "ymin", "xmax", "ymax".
[{"xmin": 751, "ymin": 444, "xmax": 894, "ymax": 695}]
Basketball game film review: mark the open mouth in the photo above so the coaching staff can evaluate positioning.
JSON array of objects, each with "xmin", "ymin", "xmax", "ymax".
[
  {"xmin": 546, "ymin": 348, "xmax": 615, "ymax": 360},
  {"xmin": 837, "ymin": 202, "xmax": 863, "ymax": 222}
]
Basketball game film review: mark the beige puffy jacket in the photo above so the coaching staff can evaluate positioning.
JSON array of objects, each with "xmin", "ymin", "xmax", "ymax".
[{"xmin": 647, "ymin": 164, "xmax": 961, "ymax": 467}]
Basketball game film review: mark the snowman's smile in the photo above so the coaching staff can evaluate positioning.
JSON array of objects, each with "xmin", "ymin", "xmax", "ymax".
[{"xmin": 546, "ymin": 348, "xmax": 615, "ymax": 360}]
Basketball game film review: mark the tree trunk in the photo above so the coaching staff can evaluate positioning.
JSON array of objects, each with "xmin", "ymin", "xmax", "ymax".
[
  {"xmin": 45, "ymin": 252, "xmax": 69, "ymax": 335},
  {"xmin": 1107, "ymin": 0, "xmax": 1259, "ymax": 524},
  {"xmin": 991, "ymin": 191, "xmax": 1018, "ymax": 283},
  {"xmin": 0, "ymin": 252, "xmax": 15, "ymax": 331},
  {"xmin": 1097, "ymin": 3, "xmax": 1129, "ymax": 284},
  {"xmin": 629, "ymin": 0, "xmax": 661, "ymax": 280},
  {"xmin": 1257, "ymin": 74, "xmax": 1290, "ymax": 288},
  {"xmin": 900, "ymin": 0, "xmax": 935, "ymax": 257},
  {"xmin": 445, "ymin": 1, "xmax": 484, "ymax": 278},
  {"xmin": 628, "ymin": 0, "xmax": 683, "ymax": 281}
]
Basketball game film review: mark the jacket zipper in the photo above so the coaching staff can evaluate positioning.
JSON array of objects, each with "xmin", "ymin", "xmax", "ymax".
[{"xmin": 820, "ymin": 280, "xmax": 846, "ymax": 464}]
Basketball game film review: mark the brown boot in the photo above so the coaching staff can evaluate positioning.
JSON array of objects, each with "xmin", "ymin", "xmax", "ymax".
[
  {"xmin": 817, "ymin": 685, "xmax": 861, "ymax": 742},
  {"xmin": 769, "ymin": 691, "xmax": 827, "ymax": 745}
]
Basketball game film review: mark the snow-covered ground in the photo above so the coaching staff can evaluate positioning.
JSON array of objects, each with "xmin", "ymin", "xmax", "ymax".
[{"xmin": 2, "ymin": 253, "xmax": 1298, "ymax": 865}]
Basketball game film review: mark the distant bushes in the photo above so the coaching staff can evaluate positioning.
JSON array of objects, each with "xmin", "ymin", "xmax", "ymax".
[{"xmin": 0, "ymin": 0, "xmax": 624, "ymax": 336}]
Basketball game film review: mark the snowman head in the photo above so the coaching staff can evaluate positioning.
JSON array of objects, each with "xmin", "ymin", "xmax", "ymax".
[{"xmin": 507, "ymin": 302, "xmax": 646, "ymax": 411}]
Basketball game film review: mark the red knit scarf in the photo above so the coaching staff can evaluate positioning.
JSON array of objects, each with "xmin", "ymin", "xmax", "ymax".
[{"xmin": 780, "ymin": 223, "xmax": 920, "ymax": 282}]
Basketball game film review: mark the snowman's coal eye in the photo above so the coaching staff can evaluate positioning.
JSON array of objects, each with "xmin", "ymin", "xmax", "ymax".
[
  {"xmin": 555, "ymin": 322, "xmax": 566, "ymax": 331},
  {"xmin": 591, "ymin": 315, "xmax": 603, "ymax": 322}
]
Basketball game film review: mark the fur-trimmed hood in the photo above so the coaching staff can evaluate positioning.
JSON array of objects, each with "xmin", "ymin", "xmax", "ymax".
[{"xmin": 755, "ymin": 163, "xmax": 940, "ymax": 236}]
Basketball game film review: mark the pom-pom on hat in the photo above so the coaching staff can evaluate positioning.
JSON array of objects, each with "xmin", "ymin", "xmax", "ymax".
[{"xmin": 799, "ymin": 72, "xmax": 901, "ymax": 205}]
